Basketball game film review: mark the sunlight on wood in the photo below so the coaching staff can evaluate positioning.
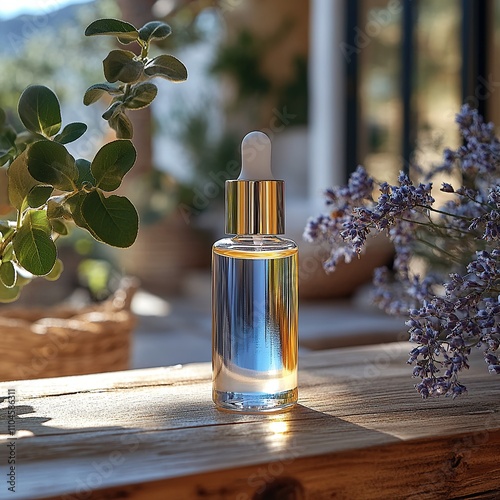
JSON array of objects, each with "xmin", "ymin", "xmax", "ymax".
[{"xmin": 0, "ymin": 343, "xmax": 498, "ymax": 499}]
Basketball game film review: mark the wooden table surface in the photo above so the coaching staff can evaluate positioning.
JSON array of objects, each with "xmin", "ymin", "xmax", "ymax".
[{"xmin": 1, "ymin": 341, "xmax": 499, "ymax": 500}]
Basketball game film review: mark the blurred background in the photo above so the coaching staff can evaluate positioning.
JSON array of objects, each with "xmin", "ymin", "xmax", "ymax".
[{"xmin": 0, "ymin": 0, "xmax": 499, "ymax": 370}]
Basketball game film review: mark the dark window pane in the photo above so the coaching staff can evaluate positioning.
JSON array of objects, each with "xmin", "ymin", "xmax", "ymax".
[
  {"xmin": 489, "ymin": 0, "xmax": 500, "ymax": 125},
  {"xmin": 358, "ymin": 0, "xmax": 403, "ymax": 183},
  {"xmin": 414, "ymin": 0, "xmax": 461, "ymax": 171}
]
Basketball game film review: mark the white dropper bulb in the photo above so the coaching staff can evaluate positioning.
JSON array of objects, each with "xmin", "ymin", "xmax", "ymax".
[{"xmin": 239, "ymin": 131, "xmax": 273, "ymax": 180}]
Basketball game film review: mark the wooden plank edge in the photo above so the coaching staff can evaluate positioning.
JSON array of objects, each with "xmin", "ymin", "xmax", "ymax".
[{"xmin": 36, "ymin": 428, "xmax": 500, "ymax": 500}]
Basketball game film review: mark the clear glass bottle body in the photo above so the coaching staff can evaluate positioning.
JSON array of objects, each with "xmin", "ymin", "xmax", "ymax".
[{"xmin": 212, "ymin": 235, "xmax": 298, "ymax": 413}]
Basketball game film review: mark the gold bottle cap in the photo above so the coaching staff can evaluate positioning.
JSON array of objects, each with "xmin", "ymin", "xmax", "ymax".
[{"xmin": 225, "ymin": 132, "xmax": 285, "ymax": 235}]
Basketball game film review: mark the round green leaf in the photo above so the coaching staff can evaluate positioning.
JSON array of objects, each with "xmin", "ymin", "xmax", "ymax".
[
  {"xmin": 50, "ymin": 219, "xmax": 68, "ymax": 236},
  {"xmin": 4, "ymin": 125, "xmax": 17, "ymax": 145},
  {"xmin": 91, "ymin": 140, "xmax": 136, "ymax": 191},
  {"xmin": 0, "ymin": 138, "xmax": 14, "ymax": 158},
  {"xmin": 102, "ymin": 101, "xmax": 122, "ymax": 120},
  {"xmin": 0, "ymin": 281, "xmax": 20, "ymax": 303},
  {"xmin": 0, "ymin": 154, "xmax": 12, "ymax": 168},
  {"xmin": 109, "ymin": 112, "xmax": 133, "ymax": 139},
  {"xmin": 0, "ymin": 261, "xmax": 16, "ymax": 288},
  {"xmin": 75, "ymin": 158, "xmax": 96, "ymax": 188},
  {"xmin": 54, "ymin": 122, "xmax": 88, "ymax": 144},
  {"xmin": 0, "ymin": 125, "xmax": 16, "ymax": 155},
  {"xmin": 44, "ymin": 258, "xmax": 64, "ymax": 281},
  {"xmin": 27, "ymin": 184, "xmax": 53, "ymax": 208},
  {"xmin": 13, "ymin": 210, "xmax": 57, "ymax": 276},
  {"xmin": 18, "ymin": 85, "xmax": 62, "ymax": 137},
  {"xmin": 85, "ymin": 19, "xmax": 139, "ymax": 40},
  {"xmin": 0, "ymin": 130, "xmax": 12, "ymax": 146},
  {"xmin": 2, "ymin": 242, "xmax": 14, "ymax": 262},
  {"xmin": 16, "ymin": 231, "xmax": 55, "ymax": 275},
  {"xmin": 144, "ymin": 55, "xmax": 188, "ymax": 82},
  {"xmin": 81, "ymin": 190, "xmax": 138, "ymax": 247},
  {"xmin": 125, "ymin": 82, "xmax": 158, "ymax": 110},
  {"xmin": 139, "ymin": 21, "xmax": 171, "ymax": 42},
  {"xmin": 0, "ymin": 223, "xmax": 11, "ymax": 236},
  {"xmin": 83, "ymin": 83, "xmax": 122, "ymax": 106},
  {"xmin": 47, "ymin": 200, "xmax": 67, "ymax": 219},
  {"xmin": 7, "ymin": 150, "xmax": 40, "ymax": 210},
  {"xmin": 27, "ymin": 140, "xmax": 78, "ymax": 191},
  {"xmin": 103, "ymin": 50, "xmax": 143, "ymax": 84},
  {"xmin": 0, "ymin": 143, "xmax": 14, "ymax": 158},
  {"xmin": 66, "ymin": 192, "xmax": 97, "ymax": 237},
  {"xmin": 22, "ymin": 209, "xmax": 51, "ymax": 231},
  {"xmin": 0, "ymin": 152, "xmax": 13, "ymax": 167}
]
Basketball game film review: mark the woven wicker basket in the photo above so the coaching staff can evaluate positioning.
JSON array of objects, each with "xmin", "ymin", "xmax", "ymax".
[{"xmin": 0, "ymin": 281, "xmax": 137, "ymax": 382}]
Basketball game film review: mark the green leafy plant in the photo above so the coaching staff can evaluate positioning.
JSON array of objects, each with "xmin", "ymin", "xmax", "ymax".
[
  {"xmin": 83, "ymin": 18, "xmax": 187, "ymax": 139},
  {"xmin": 0, "ymin": 18, "xmax": 187, "ymax": 302}
]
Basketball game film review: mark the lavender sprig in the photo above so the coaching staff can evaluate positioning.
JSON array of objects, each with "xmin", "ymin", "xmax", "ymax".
[{"xmin": 305, "ymin": 105, "xmax": 500, "ymax": 398}]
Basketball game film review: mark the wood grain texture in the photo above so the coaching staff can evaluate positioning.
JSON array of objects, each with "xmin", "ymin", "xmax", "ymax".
[{"xmin": 0, "ymin": 342, "xmax": 499, "ymax": 499}]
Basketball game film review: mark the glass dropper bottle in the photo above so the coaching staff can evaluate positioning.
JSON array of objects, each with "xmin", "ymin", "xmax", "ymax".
[{"xmin": 212, "ymin": 131, "xmax": 298, "ymax": 413}]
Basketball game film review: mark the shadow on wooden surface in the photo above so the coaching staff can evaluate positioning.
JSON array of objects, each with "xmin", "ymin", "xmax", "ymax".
[{"xmin": 0, "ymin": 344, "xmax": 498, "ymax": 499}]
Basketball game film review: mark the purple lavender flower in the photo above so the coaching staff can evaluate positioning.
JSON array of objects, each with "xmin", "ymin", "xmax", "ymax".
[
  {"xmin": 441, "ymin": 182, "xmax": 454, "ymax": 193},
  {"xmin": 304, "ymin": 166, "xmax": 375, "ymax": 273},
  {"xmin": 305, "ymin": 105, "xmax": 500, "ymax": 399},
  {"xmin": 343, "ymin": 165, "xmax": 374, "ymax": 200},
  {"xmin": 434, "ymin": 104, "xmax": 500, "ymax": 179}
]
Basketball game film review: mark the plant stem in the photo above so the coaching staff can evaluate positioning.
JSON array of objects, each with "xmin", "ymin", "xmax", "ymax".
[
  {"xmin": 401, "ymin": 217, "xmax": 470, "ymax": 237},
  {"xmin": 418, "ymin": 205, "xmax": 473, "ymax": 221},
  {"xmin": 0, "ymin": 229, "xmax": 15, "ymax": 260},
  {"xmin": 414, "ymin": 237, "xmax": 463, "ymax": 264}
]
